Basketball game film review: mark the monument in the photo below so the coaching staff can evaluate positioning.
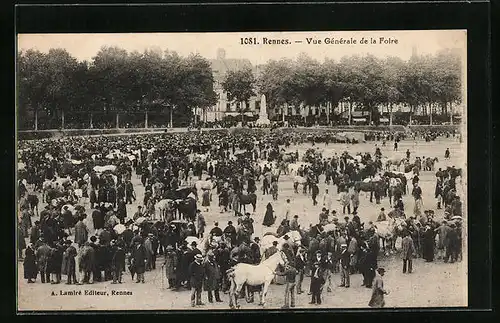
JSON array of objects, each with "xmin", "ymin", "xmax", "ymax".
[{"xmin": 255, "ymin": 94, "xmax": 271, "ymax": 126}]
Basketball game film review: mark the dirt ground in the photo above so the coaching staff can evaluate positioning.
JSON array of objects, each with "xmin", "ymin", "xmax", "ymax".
[{"xmin": 17, "ymin": 137, "xmax": 467, "ymax": 311}]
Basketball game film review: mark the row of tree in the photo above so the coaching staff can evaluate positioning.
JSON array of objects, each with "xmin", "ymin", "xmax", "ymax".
[
  {"xmin": 18, "ymin": 47, "xmax": 217, "ymax": 130},
  {"xmin": 222, "ymin": 50, "xmax": 462, "ymax": 125},
  {"xmin": 18, "ymin": 46, "xmax": 462, "ymax": 130}
]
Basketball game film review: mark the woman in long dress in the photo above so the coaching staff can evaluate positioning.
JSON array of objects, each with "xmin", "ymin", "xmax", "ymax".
[
  {"xmin": 23, "ymin": 244, "xmax": 37, "ymax": 283},
  {"xmin": 369, "ymin": 268, "xmax": 389, "ymax": 308},
  {"xmin": 262, "ymin": 203, "xmax": 276, "ymax": 227},
  {"xmin": 422, "ymin": 225, "xmax": 435, "ymax": 262},
  {"xmin": 202, "ymin": 189, "xmax": 210, "ymax": 212}
]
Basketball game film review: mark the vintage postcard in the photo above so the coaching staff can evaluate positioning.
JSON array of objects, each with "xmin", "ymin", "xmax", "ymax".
[{"xmin": 17, "ymin": 30, "xmax": 467, "ymax": 311}]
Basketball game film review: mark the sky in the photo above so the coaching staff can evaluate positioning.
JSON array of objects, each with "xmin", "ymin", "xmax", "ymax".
[{"xmin": 18, "ymin": 30, "xmax": 466, "ymax": 65}]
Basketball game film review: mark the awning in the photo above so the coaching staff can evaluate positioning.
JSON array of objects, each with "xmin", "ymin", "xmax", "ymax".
[
  {"xmin": 380, "ymin": 118, "xmax": 390, "ymax": 122},
  {"xmin": 352, "ymin": 118, "xmax": 367, "ymax": 122}
]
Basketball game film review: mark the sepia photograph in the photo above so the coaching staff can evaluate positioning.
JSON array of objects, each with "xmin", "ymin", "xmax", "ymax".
[{"xmin": 16, "ymin": 30, "xmax": 467, "ymax": 311}]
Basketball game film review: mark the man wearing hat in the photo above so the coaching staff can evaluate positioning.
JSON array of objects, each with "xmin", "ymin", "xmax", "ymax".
[
  {"xmin": 435, "ymin": 220, "xmax": 451, "ymax": 260},
  {"xmin": 131, "ymin": 237, "xmax": 147, "ymax": 283},
  {"xmin": 191, "ymin": 241, "xmax": 202, "ymax": 256},
  {"xmin": 209, "ymin": 222, "xmax": 223, "ymax": 237},
  {"xmin": 264, "ymin": 240, "xmax": 279, "ymax": 260},
  {"xmin": 133, "ymin": 206, "xmax": 143, "ymax": 221},
  {"xmin": 444, "ymin": 222, "xmax": 460, "ymax": 263},
  {"xmin": 188, "ymin": 254, "xmax": 206, "ymax": 306},
  {"xmin": 144, "ymin": 233, "xmax": 155, "ymax": 271},
  {"xmin": 223, "ymin": 221, "xmax": 237, "ymax": 246},
  {"xmin": 282, "ymin": 261, "xmax": 298, "ymax": 309},
  {"xmin": 339, "ymin": 244, "xmax": 350, "ymax": 288},
  {"xmin": 250, "ymin": 237, "xmax": 261, "ymax": 264},
  {"xmin": 295, "ymin": 248, "xmax": 307, "ymax": 294},
  {"xmin": 309, "ymin": 250, "xmax": 325, "ymax": 305},
  {"xmin": 111, "ymin": 239, "xmax": 126, "ymax": 284},
  {"xmin": 290, "ymin": 215, "xmax": 300, "ymax": 231},
  {"xmin": 204, "ymin": 250, "xmax": 223, "ymax": 303},
  {"xmin": 369, "ymin": 268, "xmax": 388, "ymax": 308},
  {"xmin": 163, "ymin": 245, "xmax": 178, "ymax": 289}
]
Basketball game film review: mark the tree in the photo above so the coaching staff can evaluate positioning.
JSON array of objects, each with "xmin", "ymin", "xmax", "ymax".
[
  {"xmin": 222, "ymin": 67, "xmax": 256, "ymax": 122},
  {"xmin": 18, "ymin": 49, "xmax": 50, "ymax": 130},
  {"xmin": 257, "ymin": 59, "xmax": 296, "ymax": 121},
  {"xmin": 381, "ymin": 57, "xmax": 405, "ymax": 125},
  {"xmin": 322, "ymin": 59, "xmax": 345, "ymax": 124}
]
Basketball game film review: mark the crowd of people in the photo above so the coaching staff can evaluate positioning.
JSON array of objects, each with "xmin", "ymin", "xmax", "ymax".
[{"xmin": 17, "ymin": 127, "xmax": 463, "ymax": 308}]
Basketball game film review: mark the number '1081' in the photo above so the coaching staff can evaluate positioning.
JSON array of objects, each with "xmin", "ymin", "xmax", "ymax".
[{"xmin": 240, "ymin": 38, "xmax": 258, "ymax": 45}]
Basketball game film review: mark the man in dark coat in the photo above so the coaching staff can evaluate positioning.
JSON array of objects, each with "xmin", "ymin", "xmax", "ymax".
[
  {"xmin": 189, "ymin": 254, "xmax": 206, "ymax": 306},
  {"xmin": 295, "ymin": 248, "xmax": 307, "ymax": 294},
  {"xmin": 111, "ymin": 240, "xmax": 126, "ymax": 284},
  {"xmin": 209, "ymin": 222, "xmax": 223, "ymax": 237},
  {"xmin": 444, "ymin": 223, "xmax": 460, "ymax": 263},
  {"xmin": 215, "ymin": 242, "xmax": 231, "ymax": 292},
  {"xmin": 29, "ymin": 221, "xmax": 41, "ymax": 244},
  {"xmin": 309, "ymin": 250, "xmax": 325, "ymax": 305},
  {"xmin": 250, "ymin": 237, "xmax": 261, "ymax": 264},
  {"xmin": 223, "ymin": 221, "xmax": 237, "ymax": 245},
  {"xmin": 163, "ymin": 245, "xmax": 178, "ymax": 289},
  {"xmin": 204, "ymin": 251, "xmax": 222, "ymax": 303},
  {"xmin": 78, "ymin": 241, "xmax": 95, "ymax": 284},
  {"xmin": 62, "ymin": 240, "xmax": 77, "ymax": 284},
  {"xmin": 116, "ymin": 198, "xmax": 127, "ymax": 224},
  {"xmin": 35, "ymin": 240, "xmax": 51, "ymax": 283},
  {"xmin": 92, "ymin": 208, "xmax": 105, "ymax": 232},
  {"xmin": 131, "ymin": 238, "xmax": 147, "ymax": 283}
]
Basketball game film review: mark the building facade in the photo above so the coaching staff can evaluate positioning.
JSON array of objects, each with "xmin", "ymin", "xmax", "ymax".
[{"xmin": 203, "ymin": 49, "xmax": 262, "ymax": 122}]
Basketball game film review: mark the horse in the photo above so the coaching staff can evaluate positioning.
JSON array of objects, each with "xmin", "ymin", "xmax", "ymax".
[
  {"xmin": 226, "ymin": 250, "xmax": 288, "ymax": 308},
  {"xmin": 293, "ymin": 176, "xmax": 308, "ymax": 193},
  {"xmin": 174, "ymin": 197, "xmax": 197, "ymax": 222},
  {"xmin": 155, "ymin": 198, "xmax": 174, "ymax": 221},
  {"xmin": 374, "ymin": 218, "xmax": 406, "ymax": 255},
  {"xmin": 237, "ymin": 193, "xmax": 257, "ymax": 213},
  {"xmin": 385, "ymin": 158, "xmax": 406, "ymax": 171},
  {"xmin": 424, "ymin": 157, "xmax": 439, "ymax": 171}
]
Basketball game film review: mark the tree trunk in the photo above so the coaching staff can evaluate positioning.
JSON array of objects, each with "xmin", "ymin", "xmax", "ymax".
[
  {"xmin": 90, "ymin": 112, "xmax": 93, "ymax": 129},
  {"xmin": 61, "ymin": 110, "xmax": 65, "ymax": 130},
  {"xmin": 170, "ymin": 107, "xmax": 173, "ymax": 128},
  {"xmin": 389, "ymin": 103, "xmax": 393, "ymax": 126},
  {"xmin": 449, "ymin": 102, "xmax": 453, "ymax": 125},
  {"xmin": 348, "ymin": 102, "xmax": 352, "ymax": 126},
  {"xmin": 326, "ymin": 102, "xmax": 330, "ymax": 125},
  {"xmin": 409, "ymin": 105, "xmax": 412, "ymax": 125},
  {"xmin": 34, "ymin": 108, "xmax": 38, "ymax": 131},
  {"xmin": 145, "ymin": 111, "xmax": 148, "ymax": 128},
  {"xmin": 429, "ymin": 103, "xmax": 433, "ymax": 125},
  {"xmin": 116, "ymin": 112, "xmax": 119, "ymax": 128}
]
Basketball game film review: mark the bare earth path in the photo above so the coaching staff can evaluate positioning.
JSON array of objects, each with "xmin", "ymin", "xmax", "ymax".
[{"xmin": 17, "ymin": 137, "xmax": 467, "ymax": 311}]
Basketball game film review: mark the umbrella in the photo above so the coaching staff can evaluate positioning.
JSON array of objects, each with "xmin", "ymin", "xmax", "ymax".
[
  {"xmin": 185, "ymin": 236, "xmax": 199, "ymax": 245},
  {"xmin": 451, "ymin": 216, "xmax": 462, "ymax": 221},
  {"xmin": 113, "ymin": 224, "xmax": 126, "ymax": 235},
  {"xmin": 263, "ymin": 232, "xmax": 277, "ymax": 237},
  {"xmin": 71, "ymin": 159, "xmax": 83, "ymax": 165},
  {"xmin": 135, "ymin": 217, "xmax": 147, "ymax": 225}
]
